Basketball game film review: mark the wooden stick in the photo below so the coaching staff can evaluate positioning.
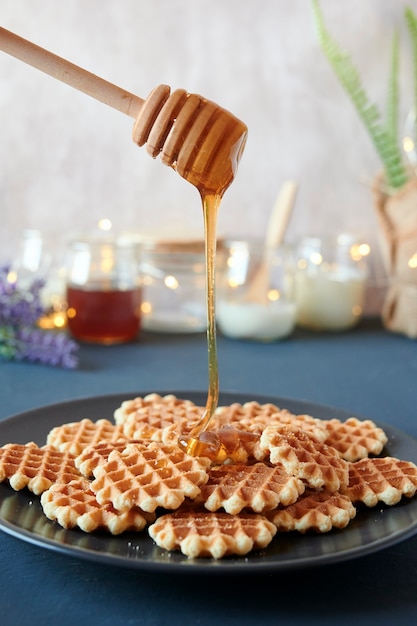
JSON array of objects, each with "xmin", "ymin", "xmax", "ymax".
[
  {"xmin": 0, "ymin": 26, "xmax": 144, "ymax": 118},
  {"xmin": 245, "ymin": 180, "xmax": 298, "ymax": 303},
  {"xmin": 264, "ymin": 180, "xmax": 298, "ymax": 250}
]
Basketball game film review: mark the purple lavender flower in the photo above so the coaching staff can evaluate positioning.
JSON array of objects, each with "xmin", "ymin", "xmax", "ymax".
[
  {"xmin": 13, "ymin": 326, "xmax": 79, "ymax": 369},
  {"xmin": 0, "ymin": 265, "xmax": 44, "ymax": 326},
  {"xmin": 0, "ymin": 264, "xmax": 79, "ymax": 369}
]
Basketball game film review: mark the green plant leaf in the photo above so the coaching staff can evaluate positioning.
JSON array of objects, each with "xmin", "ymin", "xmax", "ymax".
[
  {"xmin": 385, "ymin": 31, "xmax": 399, "ymax": 145},
  {"xmin": 311, "ymin": 0, "xmax": 409, "ymax": 190},
  {"xmin": 405, "ymin": 7, "xmax": 417, "ymax": 145}
]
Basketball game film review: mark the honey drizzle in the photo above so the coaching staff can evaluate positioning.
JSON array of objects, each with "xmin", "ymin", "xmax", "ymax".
[
  {"xmin": 178, "ymin": 194, "xmax": 220, "ymax": 458},
  {"xmin": 176, "ymin": 111, "xmax": 248, "ymax": 460}
]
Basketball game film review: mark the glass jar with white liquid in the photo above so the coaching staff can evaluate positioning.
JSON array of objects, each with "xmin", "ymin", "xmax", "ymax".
[
  {"xmin": 216, "ymin": 240, "xmax": 297, "ymax": 341},
  {"xmin": 293, "ymin": 234, "xmax": 369, "ymax": 331}
]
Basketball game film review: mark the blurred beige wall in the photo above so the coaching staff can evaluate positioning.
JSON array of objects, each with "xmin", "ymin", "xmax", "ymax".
[{"xmin": 1, "ymin": 0, "xmax": 416, "ymax": 309}]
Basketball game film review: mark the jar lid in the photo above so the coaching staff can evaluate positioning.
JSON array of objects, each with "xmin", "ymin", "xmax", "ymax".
[{"xmin": 122, "ymin": 231, "xmax": 224, "ymax": 254}]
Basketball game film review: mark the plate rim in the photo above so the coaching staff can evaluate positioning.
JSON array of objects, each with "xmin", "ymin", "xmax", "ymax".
[{"xmin": 1, "ymin": 389, "xmax": 417, "ymax": 575}]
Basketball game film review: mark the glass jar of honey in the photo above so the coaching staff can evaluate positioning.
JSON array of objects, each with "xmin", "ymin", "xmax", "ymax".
[{"xmin": 65, "ymin": 235, "xmax": 142, "ymax": 344}]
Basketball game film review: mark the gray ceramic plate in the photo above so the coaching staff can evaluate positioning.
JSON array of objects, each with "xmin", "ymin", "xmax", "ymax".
[{"xmin": 1, "ymin": 391, "xmax": 417, "ymax": 575}]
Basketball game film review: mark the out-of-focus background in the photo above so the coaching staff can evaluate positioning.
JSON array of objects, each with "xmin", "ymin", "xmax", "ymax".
[{"xmin": 1, "ymin": 0, "xmax": 416, "ymax": 311}]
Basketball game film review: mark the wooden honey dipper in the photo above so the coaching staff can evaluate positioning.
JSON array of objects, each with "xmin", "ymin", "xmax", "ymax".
[{"xmin": 0, "ymin": 26, "xmax": 247, "ymax": 196}]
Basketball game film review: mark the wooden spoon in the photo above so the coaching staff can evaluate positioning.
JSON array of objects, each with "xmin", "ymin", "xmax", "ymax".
[
  {"xmin": 245, "ymin": 180, "xmax": 298, "ymax": 303},
  {"xmin": 0, "ymin": 27, "xmax": 247, "ymax": 195}
]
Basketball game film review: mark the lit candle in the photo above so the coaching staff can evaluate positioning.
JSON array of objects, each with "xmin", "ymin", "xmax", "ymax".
[
  {"xmin": 216, "ymin": 240, "xmax": 297, "ymax": 341},
  {"xmin": 293, "ymin": 235, "xmax": 369, "ymax": 331},
  {"xmin": 217, "ymin": 299, "xmax": 297, "ymax": 340}
]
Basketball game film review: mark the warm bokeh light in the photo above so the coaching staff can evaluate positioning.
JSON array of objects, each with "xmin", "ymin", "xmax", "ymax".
[
  {"xmin": 141, "ymin": 301, "xmax": 152, "ymax": 314},
  {"xmin": 408, "ymin": 253, "xmax": 417, "ymax": 269},
  {"xmin": 310, "ymin": 252, "xmax": 323, "ymax": 266},
  {"xmin": 37, "ymin": 311, "xmax": 67, "ymax": 330},
  {"xmin": 98, "ymin": 218, "xmax": 112, "ymax": 231},
  {"xmin": 351, "ymin": 243, "xmax": 371, "ymax": 261},
  {"xmin": 164, "ymin": 275, "xmax": 179, "ymax": 289},
  {"xmin": 6, "ymin": 270, "xmax": 17, "ymax": 284},
  {"xmin": 267, "ymin": 289, "xmax": 281, "ymax": 301},
  {"xmin": 403, "ymin": 136, "xmax": 415, "ymax": 154}
]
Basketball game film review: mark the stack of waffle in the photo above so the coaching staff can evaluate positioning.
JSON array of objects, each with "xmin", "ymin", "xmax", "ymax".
[{"xmin": 1, "ymin": 393, "xmax": 417, "ymax": 559}]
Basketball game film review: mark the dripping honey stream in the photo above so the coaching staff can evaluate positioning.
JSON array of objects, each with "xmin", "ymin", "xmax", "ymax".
[{"xmin": 178, "ymin": 194, "xmax": 221, "ymax": 458}]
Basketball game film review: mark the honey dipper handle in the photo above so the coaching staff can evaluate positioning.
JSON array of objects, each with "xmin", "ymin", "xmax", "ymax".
[{"xmin": 0, "ymin": 26, "xmax": 144, "ymax": 118}]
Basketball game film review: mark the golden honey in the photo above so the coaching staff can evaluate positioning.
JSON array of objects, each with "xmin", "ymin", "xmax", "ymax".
[{"xmin": 176, "ymin": 112, "xmax": 247, "ymax": 457}]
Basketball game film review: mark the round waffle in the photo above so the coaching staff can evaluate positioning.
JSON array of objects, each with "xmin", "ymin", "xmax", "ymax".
[
  {"xmin": 269, "ymin": 489, "xmax": 357, "ymax": 533},
  {"xmin": 323, "ymin": 417, "xmax": 388, "ymax": 461},
  {"xmin": 41, "ymin": 478, "xmax": 155, "ymax": 534},
  {"xmin": 0, "ymin": 442, "xmax": 81, "ymax": 495},
  {"xmin": 90, "ymin": 441, "xmax": 211, "ymax": 512},
  {"xmin": 114, "ymin": 394, "xmax": 204, "ymax": 441},
  {"xmin": 211, "ymin": 402, "xmax": 327, "ymax": 442},
  {"xmin": 211, "ymin": 401, "xmax": 282, "ymax": 427},
  {"xmin": 196, "ymin": 462, "xmax": 305, "ymax": 514},
  {"xmin": 148, "ymin": 506, "xmax": 277, "ymax": 558},
  {"xmin": 342, "ymin": 456, "xmax": 417, "ymax": 506},
  {"xmin": 260, "ymin": 425, "xmax": 349, "ymax": 491},
  {"xmin": 75, "ymin": 439, "xmax": 144, "ymax": 478},
  {"xmin": 46, "ymin": 418, "xmax": 127, "ymax": 456}
]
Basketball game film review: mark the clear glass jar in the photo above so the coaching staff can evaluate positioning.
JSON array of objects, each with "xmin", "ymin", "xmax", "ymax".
[
  {"xmin": 293, "ymin": 234, "xmax": 369, "ymax": 331},
  {"xmin": 216, "ymin": 240, "xmax": 297, "ymax": 341},
  {"xmin": 139, "ymin": 240, "xmax": 211, "ymax": 333}
]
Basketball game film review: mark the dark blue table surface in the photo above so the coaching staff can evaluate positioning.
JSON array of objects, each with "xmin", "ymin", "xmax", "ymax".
[{"xmin": 1, "ymin": 319, "xmax": 417, "ymax": 626}]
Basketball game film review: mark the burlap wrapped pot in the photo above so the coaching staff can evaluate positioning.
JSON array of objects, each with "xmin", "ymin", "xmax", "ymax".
[{"xmin": 372, "ymin": 174, "xmax": 417, "ymax": 338}]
